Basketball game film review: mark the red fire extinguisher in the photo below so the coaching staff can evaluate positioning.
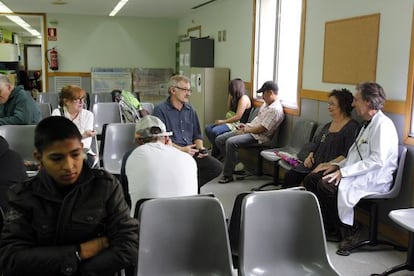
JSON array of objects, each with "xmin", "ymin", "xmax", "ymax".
[{"xmin": 46, "ymin": 48, "xmax": 59, "ymax": 71}]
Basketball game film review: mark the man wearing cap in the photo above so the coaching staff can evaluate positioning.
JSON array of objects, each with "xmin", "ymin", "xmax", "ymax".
[
  {"xmin": 215, "ymin": 81, "xmax": 284, "ymax": 183},
  {"xmin": 0, "ymin": 74, "xmax": 41, "ymax": 125},
  {"xmin": 123, "ymin": 115, "xmax": 198, "ymax": 214},
  {"xmin": 153, "ymin": 75, "xmax": 222, "ymax": 189}
]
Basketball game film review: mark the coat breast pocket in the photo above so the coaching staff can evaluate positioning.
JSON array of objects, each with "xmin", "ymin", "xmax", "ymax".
[
  {"xmin": 70, "ymin": 208, "xmax": 106, "ymax": 240},
  {"xmin": 32, "ymin": 217, "xmax": 57, "ymax": 245}
]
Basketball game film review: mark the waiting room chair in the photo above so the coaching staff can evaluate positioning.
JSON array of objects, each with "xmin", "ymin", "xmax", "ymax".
[
  {"xmin": 372, "ymin": 208, "xmax": 414, "ymax": 276},
  {"xmin": 256, "ymin": 119, "xmax": 317, "ymax": 190},
  {"xmin": 141, "ymin": 102, "xmax": 154, "ymax": 114},
  {"xmin": 136, "ymin": 196, "xmax": 234, "ymax": 276},
  {"xmin": 36, "ymin": 92, "xmax": 60, "ymax": 109},
  {"xmin": 37, "ymin": 102, "xmax": 52, "ymax": 119},
  {"xmin": 337, "ymin": 145, "xmax": 408, "ymax": 256},
  {"xmin": 102, "ymin": 123, "xmax": 136, "ymax": 175},
  {"xmin": 238, "ymin": 190, "xmax": 340, "ymax": 276},
  {"xmin": 278, "ymin": 122, "xmax": 325, "ymax": 171},
  {"xmin": 0, "ymin": 125, "xmax": 36, "ymax": 163},
  {"xmin": 92, "ymin": 102, "xmax": 122, "ymax": 137},
  {"xmin": 89, "ymin": 92, "xmax": 113, "ymax": 111}
]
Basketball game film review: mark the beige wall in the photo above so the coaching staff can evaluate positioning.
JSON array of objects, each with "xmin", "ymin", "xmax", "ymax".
[{"xmin": 46, "ymin": 14, "xmax": 178, "ymax": 72}]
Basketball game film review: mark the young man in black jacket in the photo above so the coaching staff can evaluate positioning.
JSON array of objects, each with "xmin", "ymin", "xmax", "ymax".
[{"xmin": 0, "ymin": 116, "xmax": 138, "ymax": 276}]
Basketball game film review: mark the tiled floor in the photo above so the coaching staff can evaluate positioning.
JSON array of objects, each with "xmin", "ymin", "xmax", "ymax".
[{"xmin": 201, "ymin": 175, "xmax": 410, "ymax": 276}]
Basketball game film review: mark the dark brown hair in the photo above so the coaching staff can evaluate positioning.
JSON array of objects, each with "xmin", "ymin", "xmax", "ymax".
[{"xmin": 229, "ymin": 78, "xmax": 246, "ymax": 112}]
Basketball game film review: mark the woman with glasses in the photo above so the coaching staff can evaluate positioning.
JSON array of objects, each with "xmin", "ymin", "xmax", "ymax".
[
  {"xmin": 52, "ymin": 85, "xmax": 97, "ymax": 167},
  {"xmin": 205, "ymin": 78, "xmax": 251, "ymax": 158},
  {"xmin": 283, "ymin": 89, "xmax": 359, "ymax": 191}
]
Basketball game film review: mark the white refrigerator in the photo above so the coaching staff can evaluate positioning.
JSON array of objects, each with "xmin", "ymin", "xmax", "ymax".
[{"xmin": 188, "ymin": 67, "xmax": 230, "ymax": 147}]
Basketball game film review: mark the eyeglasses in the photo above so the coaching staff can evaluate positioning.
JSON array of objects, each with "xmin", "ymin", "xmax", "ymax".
[
  {"xmin": 72, "ymin": 97, "xmax": 85, "ymax": 103},
  {"xmin": 173, "ymin": 86, "xmax": 192, "ymax": 93}
]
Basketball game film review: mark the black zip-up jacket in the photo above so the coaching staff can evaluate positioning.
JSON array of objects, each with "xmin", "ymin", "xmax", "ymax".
[{"xmin": 0, "ymin": 165, "xmax": 138, "ymax": 276}]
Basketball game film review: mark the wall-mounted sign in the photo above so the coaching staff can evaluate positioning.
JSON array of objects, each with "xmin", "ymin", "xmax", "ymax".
[{"xmin": 47, "ymin": 28, "xmax": 57, "ymax": 41}]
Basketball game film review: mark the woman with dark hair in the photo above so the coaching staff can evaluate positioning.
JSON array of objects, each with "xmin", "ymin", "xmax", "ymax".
[
  {"xmin": 282, "ymin": 88, "xmax": 359, "ymax": 192},
  {"xmin": 51, "ymin": 85, "xmax": 97, "ymax": 167},
  {"xmin": 205, "ymin": 78, "xmax": 251, "ymax": 158}
]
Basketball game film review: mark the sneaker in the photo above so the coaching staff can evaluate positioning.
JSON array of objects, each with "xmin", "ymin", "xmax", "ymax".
[
  {"xmin": 218, "ymin": 176, "xmax": 234, "ymax": 184},
  {"xmin": 235, "ymin": 162, "xmax": 245, "ymax": 171},
  {"xmin": 338, "ymin": 224, "xmax": 361, "ymax": 250}
]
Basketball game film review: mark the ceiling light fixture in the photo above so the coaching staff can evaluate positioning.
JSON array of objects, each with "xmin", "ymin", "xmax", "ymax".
[
  {"xmin": 0, "ymin": 1, "xmax": 12, "ymax": 13},
  {"xmin": 0, "ymin": 1, "xmax": 40, "ymax": 36},
  {"xmin": 109, "ymin": 0, "xmax": 128, "ymax": 16},
  {"xmin": 6, "ymin": 15, "xmax": 40, "ymax": 36}
]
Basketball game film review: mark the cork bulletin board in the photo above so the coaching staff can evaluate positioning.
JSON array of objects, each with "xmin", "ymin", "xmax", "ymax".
[{"xmin": 323, "ymin": 13, "xmax": 380, "ymax": 84}]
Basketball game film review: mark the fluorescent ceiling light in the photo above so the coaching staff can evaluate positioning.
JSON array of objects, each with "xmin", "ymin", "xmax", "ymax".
[
  {"xmin": 6, "ymin": 15, "xmax": 40, "ymax": 36},
  {"xmin": 0, "ymin": 1, "xmax": 12, "ymax": 13},
  {"xmin": 0, "ymin": 1, "xmax": 40, "ymax": 36},
  {"xmin": 109, "ymin": 0, "xmax": 128, "ymax": 16}
]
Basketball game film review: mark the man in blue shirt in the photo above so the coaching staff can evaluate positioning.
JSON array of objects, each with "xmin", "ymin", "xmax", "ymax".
[{"xmin": 153, "ymin": 75, "xmax": 222, "ymax": 189}]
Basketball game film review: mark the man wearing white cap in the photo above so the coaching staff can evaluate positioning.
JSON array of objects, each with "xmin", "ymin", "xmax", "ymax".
[{"xmin": 123, "ymin": 115, "xmax": 198, "ymax": 215}]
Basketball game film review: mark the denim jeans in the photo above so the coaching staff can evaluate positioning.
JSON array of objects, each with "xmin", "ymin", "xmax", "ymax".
[
  {"xmin": 205, "ymin": 124, "xmax": 230, "ymax": 157},
  {"xmin": 215, "ymin": 131, "xmax": 258, "ymax": 177}
]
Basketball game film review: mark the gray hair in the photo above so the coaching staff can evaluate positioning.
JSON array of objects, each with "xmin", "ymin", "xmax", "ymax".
[
  {"xmin": 168, "ymin": 75, "xmax": 190, "ymax": 91},
  {"xmin": 356, "ymin": 82, "xmax": 386, "ymax": 110},
  {"xmin": 0, "ymin": 74, "xmax": 11, "ymax": 85}
]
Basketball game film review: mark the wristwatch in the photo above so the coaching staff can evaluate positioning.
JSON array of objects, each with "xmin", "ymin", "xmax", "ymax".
[{"xmin": 75, "ymin": 244, "xmax": 82, "ymax": 262}]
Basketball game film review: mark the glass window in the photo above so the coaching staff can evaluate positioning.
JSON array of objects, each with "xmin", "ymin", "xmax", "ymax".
[{"xmin": 254, "ymin": 0, "xmax": 303, "ymax": 109}]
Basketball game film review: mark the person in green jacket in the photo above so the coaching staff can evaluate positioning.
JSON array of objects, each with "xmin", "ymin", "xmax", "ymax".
[{"xmin": 0, "ymin": 74, "xmax": 41, "ymax": 125}]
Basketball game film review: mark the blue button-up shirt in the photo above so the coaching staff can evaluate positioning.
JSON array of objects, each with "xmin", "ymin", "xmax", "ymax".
[{"xmin": 153, "ymin": 98, "xmax": 203, "ymax": 147}]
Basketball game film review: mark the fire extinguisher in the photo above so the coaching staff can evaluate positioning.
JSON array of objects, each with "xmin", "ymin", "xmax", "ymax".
[{"xmin": 46, "ymin": 48, "xmax": 59, "ymax": 71}]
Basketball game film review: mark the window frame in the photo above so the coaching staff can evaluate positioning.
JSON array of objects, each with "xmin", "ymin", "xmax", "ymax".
[
  {"xmin": 404, "ymin": 6, "xmax": 414, "ymax": 146},
  {"xmin": 251, "ymin": 0, "xmax": 306, "ymax": 115}
]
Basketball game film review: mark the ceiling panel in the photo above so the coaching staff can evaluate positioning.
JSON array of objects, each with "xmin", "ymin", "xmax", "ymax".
[{"xmin": 0, "ymin": 0, "xmax": 218, "ymax": 38}]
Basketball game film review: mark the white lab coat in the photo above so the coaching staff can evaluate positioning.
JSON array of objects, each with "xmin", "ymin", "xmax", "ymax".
[{"xmin": 337, "ymin": 110, "xmax": 398, "ymax": 225}]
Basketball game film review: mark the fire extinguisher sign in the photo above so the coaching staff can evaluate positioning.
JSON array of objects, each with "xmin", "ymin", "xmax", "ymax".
[{"xmin": 47, "ymin": 28, "xmax": 57, "ymax": 41}]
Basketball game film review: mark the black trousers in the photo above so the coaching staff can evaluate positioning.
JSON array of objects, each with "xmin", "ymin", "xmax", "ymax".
[
  {"xmin": 195, "ymin": 155, "xmax": 223, "ymax": 189},
  {"xmin": 283, "ymin": 169, "xmax": 308, "ymax": 188},
  {"xmin": 303, "ymin": 171, "xmax": 341, "ymax": 232}
]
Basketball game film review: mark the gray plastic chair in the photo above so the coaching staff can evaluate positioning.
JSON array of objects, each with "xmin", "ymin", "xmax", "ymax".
[
  {"xmin": 37, "ymin": 102, "xmax": 52, "ymax": 119},
  {"xmin": 102, "ymin": 123, "xmax": 136, "ymax": 175},
  {"xmin": 92, "ymin": 102, "xmax": 122, "ymax": 136},
  {"xmin": 0, "ymin": 125, "xmax": 36, "ymax": 162},
  {"xmin": 141, "ymin": 102, "xmax": 154, "ymax": 114},
  {"xmin": 89, "ymin": 92, "xmax": 114, "ymax": 111},
  {"xmin": 36, "ymin": 92, "xmax": 60, "ymax": 109},
  {"xmin": 137, "ymin": 196, "xmax": 234, "ymax": 276},
  {"xmin": 278, "ymin": 122, "xmax": 325, "ymax": 171},
  {"xmin": 372, "ymin": 208, "xmax": 414, "ymax": 275},
  {"xmin": 337, "ymin": 145, "xmax": 408, "ymax": 256},
  {"xmin": 256, "ymin": 119, "xmax": 317, "ymax": 189},
  {"xmin": 239, "ymin": 190, "xmax": 339, "ymax": 276}
]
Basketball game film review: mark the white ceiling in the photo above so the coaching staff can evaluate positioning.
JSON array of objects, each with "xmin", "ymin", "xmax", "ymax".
[{"xmin": 0, "ymin": 0, "xmax": 215, "ymax": 37}]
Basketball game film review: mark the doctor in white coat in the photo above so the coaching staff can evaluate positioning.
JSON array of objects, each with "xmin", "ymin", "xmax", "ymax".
[{"xmin": 312, "ymin": 82, "xmax": 398, "ymax": 249}]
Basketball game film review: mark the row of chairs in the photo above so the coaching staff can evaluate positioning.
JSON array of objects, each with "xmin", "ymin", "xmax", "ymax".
[
  {"xmin": 134, "ymin": 190, "xmax": 339, "ymax": 275},
  {"xmin": 0, "ymin": 121, "xmax": 137, "ymax": 175},
  {"xmin": 134, "ymin": 184, "xmax": 414, "ymax": 275},
  {"xmin": 36, "ymin": 91, "xmax": 150, "ymax": 113}
]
